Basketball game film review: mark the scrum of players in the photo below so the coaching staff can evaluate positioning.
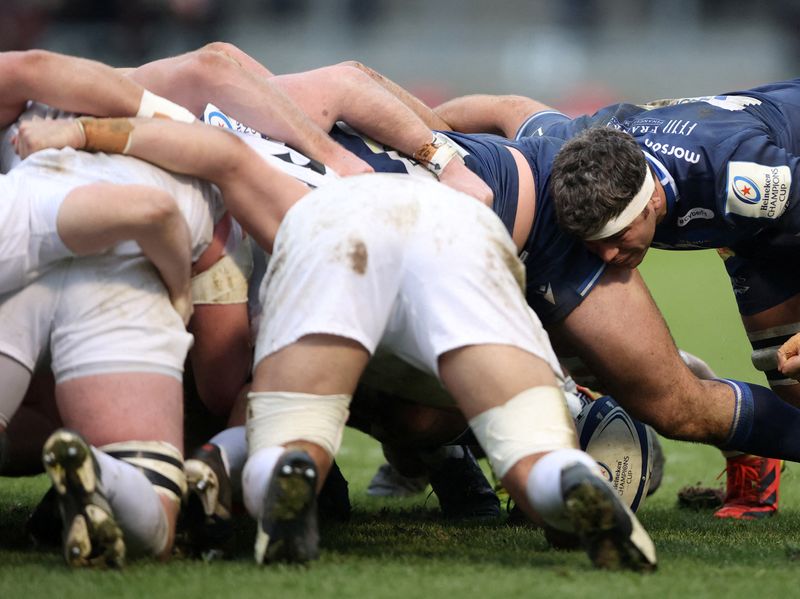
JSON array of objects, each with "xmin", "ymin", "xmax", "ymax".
[{"xmin": 4, "ymin": 42, "xmax": 800, "ymax": 572}]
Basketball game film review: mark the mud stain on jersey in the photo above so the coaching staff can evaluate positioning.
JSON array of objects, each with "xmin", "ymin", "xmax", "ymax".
[
  {"xmin": 33, "ymin": 153, "xmax": 67, "ymax": 174},
  {"xmin": 383, "ymin": 200, "xmax": 420, "ymax": 236},
  {"xmin": 267, "ymin": 250, "xmax": 287, "ymax": 281},
  {"xmin": 482, "ymin": 238, "xmax": 527, "ymax": 312},
  {"xmin": 498, "ymin": 240, "xmax": 526, "ymax": 292},
  {"xmin": 347, "ymin": 239, "xmax": 368, "ymax": 274}
]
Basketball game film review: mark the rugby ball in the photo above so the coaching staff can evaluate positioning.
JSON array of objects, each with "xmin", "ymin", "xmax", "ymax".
[{"xmin": 574, "ymin": 395, "xmax": 653, "ymax": 512}]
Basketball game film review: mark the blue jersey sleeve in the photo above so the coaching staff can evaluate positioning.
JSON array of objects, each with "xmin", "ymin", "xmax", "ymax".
[{"xmin": 722, "ymin": 132, "xmax": 800, "ymax": 231}]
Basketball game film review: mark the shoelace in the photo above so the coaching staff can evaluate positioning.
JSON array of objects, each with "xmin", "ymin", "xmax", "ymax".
[{"xmin": 717, "ymin": 459, "xmax": 762, "ymax": 502}]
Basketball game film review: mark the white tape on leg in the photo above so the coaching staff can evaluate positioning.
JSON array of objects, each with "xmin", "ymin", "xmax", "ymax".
[
  {"xmin": 468, "ymin": 386, "xmax": 578, "ymax": 479},
  {"xmin": 101, "ymin": 440, "xmax": 186, "ymax": 505},
  {"xmin": 247, "ymin": 391, "xmax": 351, "ymax": 458}
]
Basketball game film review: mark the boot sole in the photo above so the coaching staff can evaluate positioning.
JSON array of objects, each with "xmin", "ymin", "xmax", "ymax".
[{"xmin": 43, "ymin": 431, "xmax": 125, "ymax": 568}]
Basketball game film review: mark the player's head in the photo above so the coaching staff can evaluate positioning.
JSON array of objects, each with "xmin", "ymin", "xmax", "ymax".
[{"xmin": 551, "ymin": 127, "xmax": 659, "ymax": 269}]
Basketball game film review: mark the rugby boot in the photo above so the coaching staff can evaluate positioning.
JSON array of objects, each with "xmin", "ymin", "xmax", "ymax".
[
  {"xmin": 42, "ymin": 429, "xmax": 125, "ymax": 568},
  {"xmin": 713, "ymin": 454, "xmax": 781, "ymax": 520},
  {"xmin": 428, "ymin": 446, "xmax": 500, "ymax": 520},
  {"xmin": 366, "ymin": 462, "xmax": 428, "ymax": 498},
  {"xmin": 182, "ymin": 443, "xmax": 234, "ymax": 558},
  {"xmin": 561, "ymin": 462, "xmax": 657, "ymax": 572},
  {"xmin": 254, "ymin": 450, "xmax": 319, "ymax": 564}
]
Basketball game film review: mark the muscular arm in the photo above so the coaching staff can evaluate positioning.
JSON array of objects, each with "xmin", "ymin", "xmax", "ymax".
[
  {"xmin": 336, "ymin": 60, "xmax": 452, "ymax": 131},
  {"xmin": 127, "ymin": 44, "xmax": 373, "ymax": 177},
  {"xmin": 269, "ymin": 63, "xmax": 493, "ymax": 203},
  {"xmin": 434, "ymin": 94, "xmax": 555, "ymax": 138},
  {"xmin": 58, "ymin": 183, "xmax": 194, "ymax": 323},
  {"xmin": 128, "ymin": 44, "xmax": 492, "ymax": 203},
  {"xmin": 0, "ymin": 50, "xmax": 144, "ymax": 127}
]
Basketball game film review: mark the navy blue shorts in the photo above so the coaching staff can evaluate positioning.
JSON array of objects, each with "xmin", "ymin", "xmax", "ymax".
[{"xmin": 722, "ymin": 231, "xmax": 800, "ymax": 316}]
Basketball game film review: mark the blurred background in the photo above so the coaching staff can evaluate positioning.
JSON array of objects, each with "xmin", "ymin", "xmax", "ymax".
[{"xmin": 4, "ymin": 0, "xmax": 799, "ymax": 114}]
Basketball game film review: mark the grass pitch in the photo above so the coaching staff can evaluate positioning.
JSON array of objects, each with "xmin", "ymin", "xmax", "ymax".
[{"xmin": 2, "ymin": 249, "xmax": 799, "ymax": 598}]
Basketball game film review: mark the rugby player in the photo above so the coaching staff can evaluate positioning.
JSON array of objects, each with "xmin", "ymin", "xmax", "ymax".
[
  {"xmin": 119, "ymin": 43, "xmax": 492, "ymax": 420},
  {"xmin": 537, "ymin": 82, "xmax": 800, "ymax": 519},
  {"xmin": 0, "ymin": 50, "xmax": 241, "ymax": 566},
  {"xmin": 22, "ymin": 114, "xmax": 658, "ymax": 572},
  {"xmin": 0, "ymin": 146, "xmax": 220, "ymax": 566}
]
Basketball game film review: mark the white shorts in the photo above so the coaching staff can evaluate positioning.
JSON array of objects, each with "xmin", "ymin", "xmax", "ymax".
[
  {"xmin": 0, "ymin": 253, "xmax": 192, "ymax": 383},
  {"xmin": 253, "ymin": 174, "xmax": 561, "ymax": 378}
]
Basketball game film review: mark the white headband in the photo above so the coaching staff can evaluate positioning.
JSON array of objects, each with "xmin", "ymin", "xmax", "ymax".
[{"xmin": 584, "ymin": 167, "xmax": 655, "ymax": 241}]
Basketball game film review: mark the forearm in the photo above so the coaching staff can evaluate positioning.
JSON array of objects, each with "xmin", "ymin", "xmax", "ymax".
[
  {"xmin": 128, "ymin": 48, "xmax": 370, "ymax": 174},
  {"xmin": 338, "ymin": 61, "xmax": 451, "ymax": 131},
  {"xmin": 0, "ymin": 50, "xmax": 143, "ymax": 126},
  {"xmin": 434, "ymin": 94, "xmax": 554, "ymax": 138},
  {"xmin": 57, "ymin": 183, "xmax": 193, "ymax": 323}
]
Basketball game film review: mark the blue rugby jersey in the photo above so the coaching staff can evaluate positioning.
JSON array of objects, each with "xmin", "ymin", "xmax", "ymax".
[
  {"xmin": 515, "ymin": 80, "xmax": 800, "ymax": 314},
  {"xmin": 330, "ymin": 125, "xmax": 607, "ymax": 324},
  {"xmin": 517, "ymin": 80, "xmax": 800, "ymax": 251}
]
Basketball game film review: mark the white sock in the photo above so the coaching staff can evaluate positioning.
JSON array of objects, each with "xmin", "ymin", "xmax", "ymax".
[
  {"xmin": 92, "ymin": 448, "xmax": 168, "ymax": 556},
  {"xmin": 242, "ymin": 446, "xmax": 285, "ymax": 519},
  {"xmin": 526, "ymin": 448, "xmax": 599, "ymax": 532},
  {"xmin": 209, "ymin": 426, "xmax": 248, "ymax": 495}
]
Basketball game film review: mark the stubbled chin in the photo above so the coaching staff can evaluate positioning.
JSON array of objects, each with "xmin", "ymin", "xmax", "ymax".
[{"xmin": 612, "ymin": 255, "xmax": 643, "ymax": 269}]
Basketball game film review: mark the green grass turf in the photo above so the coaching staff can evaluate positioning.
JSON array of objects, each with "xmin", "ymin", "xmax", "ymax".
[{"xmin": 2, "ymin": 249, "xmax": 799, "ymax": 597}]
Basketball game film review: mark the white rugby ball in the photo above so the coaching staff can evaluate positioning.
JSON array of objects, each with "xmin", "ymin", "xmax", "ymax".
[{"xmin": 574, "ymin": 395, "xmax": 653, "ymax": 512}]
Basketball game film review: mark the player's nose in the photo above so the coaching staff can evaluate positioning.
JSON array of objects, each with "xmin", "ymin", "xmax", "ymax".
[{"xmin": 585, "ymin": 240, "xmax": 619, "ymax": 263}]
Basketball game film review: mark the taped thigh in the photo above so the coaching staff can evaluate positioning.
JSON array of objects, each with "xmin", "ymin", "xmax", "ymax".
[
  {"xmin": 191, "ymin": 237, "xmax": 253, "ymax": 305},
  {"xmin": 247, "ymin": 391, "xmax": 351, "ymax": 458},
  {"xmin": 101, "ymin": 441, "xmax": 186, "ymax": 505},
  {"xmin": 468, "ymin": 386, "xmax": 578, "ymax": 478}
]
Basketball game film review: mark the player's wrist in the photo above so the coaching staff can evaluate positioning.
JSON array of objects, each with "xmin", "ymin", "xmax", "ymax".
[
  {"xmin": 412, "ymin": 132, "xmax": 464, "ymax": 178},
  {"xmin": 73, "ymin": 119, "xmax": 87, "ymax": 149},
  {"xmin": 77, "ymin": 117, "xmax": 134, "ymax": 154}
]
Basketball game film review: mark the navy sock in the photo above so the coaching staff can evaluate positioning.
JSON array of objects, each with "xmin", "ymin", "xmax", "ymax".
[{"xmin": 720, "ymin": 379, "xmax": 800, "ymax": 460}]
